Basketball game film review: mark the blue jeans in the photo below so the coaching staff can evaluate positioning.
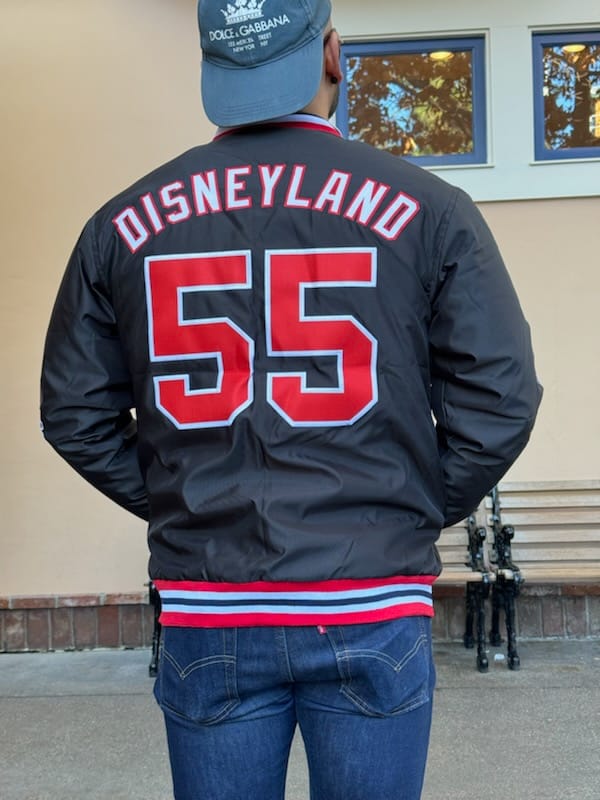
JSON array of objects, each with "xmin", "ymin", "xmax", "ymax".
[{"xmin": 154, "ymin": 617, "xmax": 435, "ymax": 800}]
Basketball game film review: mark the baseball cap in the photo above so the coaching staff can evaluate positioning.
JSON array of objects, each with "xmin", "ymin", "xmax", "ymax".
[{"xmin": 198, "ymin": 0, "xmax": 332, "ymax": 127}]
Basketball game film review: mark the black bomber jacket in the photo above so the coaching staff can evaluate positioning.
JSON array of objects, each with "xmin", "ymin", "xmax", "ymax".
[{"xmin": 40, "ymin": 115, "xmax": 542, "ymax": 628}]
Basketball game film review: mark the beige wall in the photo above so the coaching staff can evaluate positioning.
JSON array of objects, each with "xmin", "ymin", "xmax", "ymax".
[
  {"xmin": 1, "ymin": 2, "xmax": 598, "ymax": 597},
  {"xmin": 1, "ymin": 0, "xmax": 204, "ymax": 597},
  {"xmin": 479, "ymin": 199, "xmax": 599, "ymax": 484}
]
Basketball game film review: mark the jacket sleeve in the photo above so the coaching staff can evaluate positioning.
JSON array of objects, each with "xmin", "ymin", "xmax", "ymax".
[
  {"xmin": 40, "ymin": 220, "xmax": 149, "ymax": 521},
  {"xmin": 430, "ymin": 189, "xmax": 542, "ymax": 527}
]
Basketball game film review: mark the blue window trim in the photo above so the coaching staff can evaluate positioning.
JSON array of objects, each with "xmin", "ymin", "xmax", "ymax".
[
  {"xmin": 532, "ymin": 30, "xmax": 600, "ymax": 162},
  {"xmin": 337, "ymin": 36, "xmax": 487, "ymax": 166}
]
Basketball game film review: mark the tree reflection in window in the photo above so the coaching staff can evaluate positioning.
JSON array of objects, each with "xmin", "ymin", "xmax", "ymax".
[
  {"xmin": 338, "ymin": 38, "xmax": 486, "ymax": 165},
  {"xmin": 534, "ymin": 32, "xmax": 600, "ymax": 160},
  {"xmin": 543, "ymin": 44, "xmax": 600, "ymax": 149}
]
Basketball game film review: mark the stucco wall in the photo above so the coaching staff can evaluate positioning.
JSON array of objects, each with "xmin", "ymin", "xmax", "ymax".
[{"xmin": 1, "ymin": 1, "xmax": 597, "ymax": 597}]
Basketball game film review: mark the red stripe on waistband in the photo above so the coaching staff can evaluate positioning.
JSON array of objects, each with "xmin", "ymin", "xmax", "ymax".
[{"xmin": 153, "ymin": 575, "xmax": 437, "ymax": 594}]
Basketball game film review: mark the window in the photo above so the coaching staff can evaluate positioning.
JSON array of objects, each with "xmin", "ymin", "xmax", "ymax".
[
  {"xmin": 533, "ymin": 31, "xmax": 600, "ymax": 161},
  {"xmin": 337, "ymin": 37, "xmax": 487, "ymax": 166}
]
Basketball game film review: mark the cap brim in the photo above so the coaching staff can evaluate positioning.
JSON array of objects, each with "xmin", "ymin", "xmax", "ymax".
[{"xmin": 201, "ymin": 33, "xmax": 324, "ymax": 127}]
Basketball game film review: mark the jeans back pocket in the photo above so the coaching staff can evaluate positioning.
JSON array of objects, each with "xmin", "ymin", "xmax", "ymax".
[
  {"xmin": 154, "ymin": 627, "xmax": 240, "ymax": 726},
  {"xmin": 330, "ymin": 617, "xmax": 434, "ymax": 717}
]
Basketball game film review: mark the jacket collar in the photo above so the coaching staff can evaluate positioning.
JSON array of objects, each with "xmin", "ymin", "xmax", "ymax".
[{"xmin": 213, "ymin": 113, "xmax": 342, "ymax": 141}]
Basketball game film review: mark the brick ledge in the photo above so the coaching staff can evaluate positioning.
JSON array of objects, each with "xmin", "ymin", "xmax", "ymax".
[
  {"xmin": 1, "ymin": 592, "xmax": 154, "ymax": 653},
  {"xmin": 0, "ymin": 591, "xmax": 148, "ymax": 610},
  {"xmin": 2, "ymin": 586, "xmax": 600, "ymax": 652}
]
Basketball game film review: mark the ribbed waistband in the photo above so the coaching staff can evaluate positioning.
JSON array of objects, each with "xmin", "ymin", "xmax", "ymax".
[{"xmin": 153, "ymin": 575, "xmax": 436, "ymax": 628}]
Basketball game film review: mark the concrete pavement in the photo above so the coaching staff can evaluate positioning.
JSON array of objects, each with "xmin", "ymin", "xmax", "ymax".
[{"xmin": 1, "ymin": 640, "xmax": 599, "ymax": 799}]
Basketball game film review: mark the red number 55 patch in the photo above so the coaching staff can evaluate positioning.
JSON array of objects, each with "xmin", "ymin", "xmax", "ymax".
[{"xmin": 145, "ymin": 248, "xmax": 378, "ymax": 429}]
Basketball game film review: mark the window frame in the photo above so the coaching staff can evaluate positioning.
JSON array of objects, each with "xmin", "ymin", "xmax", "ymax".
[
  {"xmin": 336, "ymin": 35, "xmax": 488, "ymax": 167},
  {"xmin": 532, "ymin": 29, "xmax": 600, "ymax": 162}
]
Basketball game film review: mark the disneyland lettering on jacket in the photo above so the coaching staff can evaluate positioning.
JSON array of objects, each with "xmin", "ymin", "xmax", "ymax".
[{"xmin": 112, "ymin": 164, "xmax": 421, "ymax": 254}]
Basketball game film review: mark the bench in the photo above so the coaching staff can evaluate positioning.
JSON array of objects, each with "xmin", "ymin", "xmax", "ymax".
[
  {"xmin": 148, "ymin": 582, "xmax": 161, "ymax": 677},
  {"xmin": 436, "ymin": 506, "xmax": 494, "ymax": 672},
  {"xmin": 485, "ymin": 479, "xmax": 600, "ymax": 669},
  {"xmin": 147, "ymin": 518, "xmax": 495, "ymax": 675},
  {"xmin": 147, "ymin": 481, "xmax": 600, "ymax": 676},
  {"xmin": 147, "ymin": 509, "xmax": 495, "ymax": 675}
]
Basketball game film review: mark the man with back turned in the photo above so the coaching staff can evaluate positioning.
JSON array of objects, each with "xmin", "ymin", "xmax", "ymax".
[{"xmin": 41, "ymin": 1, "xmax": 542, "ymax": 797}]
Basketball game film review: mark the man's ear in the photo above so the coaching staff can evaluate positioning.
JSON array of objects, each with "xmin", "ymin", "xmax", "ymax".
[{"xmin": 324, "ymin": 29, "xmax": 343, "ymax": 84}]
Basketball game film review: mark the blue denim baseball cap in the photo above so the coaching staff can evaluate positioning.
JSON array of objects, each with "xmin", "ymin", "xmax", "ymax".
[{"xmin": 198, "ymin": 0, "xmax": 332, "ymax": 127}]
